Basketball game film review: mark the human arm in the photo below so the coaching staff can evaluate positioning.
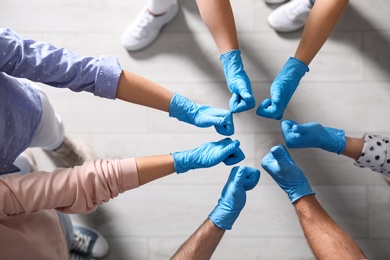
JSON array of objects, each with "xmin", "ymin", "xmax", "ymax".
[
  {"xmin": 195, "ymin": 0, "xmax": 255, "ymax": 113},
  {"xmin": 294, "ymin": 0, "xmax": 349, "ymax": 65},
  {"xmin": 294, "ymin": 195, "xmax": 366, "ymax": 259},
  {"xmin": 280, "ymin": 120, "xmax": 390, "ymax": 176},
  {"xmin": 0, "ymin": 28, "xmax": 235, "ymax": 135},
  {"xmin": 280, "ymin": 119, "xmax": 346, "ymax": 154},
  {"xmin": 256, "ymin": 0, "xmax": 348, "ymax": 120},
  {"xmin": 0, "ymin": 138, "xmax": 245, "ymax": 218},
  {"xmin": 172, "ymin": 166, "xmax": 260, "ymax": 259},
  {"xmin": 261, "ymin": 145, "xmax": 366, "ymax": 259},
  {"xmin": 171, "ymin": 218, "xmax": 225, "ymax": 260},
  {"xmin": 195, "ymin": 0, "xmax": 238, "ymax": 53}
]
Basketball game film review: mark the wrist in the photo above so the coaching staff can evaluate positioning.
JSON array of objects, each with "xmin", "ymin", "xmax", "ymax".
[
  {"xmin": 220, "ymin": 50, "xmax": 243, "ymax": 78},
  {"xmin": 284, "ymin": 57, "xmax": 309, "ymax": 78},
  {"xmin": 322, "ymin": 127, "xmax": 346, "ymax": 154},
  {"xmin": 171, "ymin": 151, "xmax": 189, "ymax": 174},
  {"xmin": 169, "ymin": 92, "xmax": 197, "ymax": 123},
  {"xmin": 220, "ymin": 49, "xmax": 241, "ymax": 63},
  {"xmin": 208, "ymin": 204, "xmax": 241, "ymax": 230},
  {"xmin": 288, "ymin": 181, "xmax": 315, "ymax": 204}
]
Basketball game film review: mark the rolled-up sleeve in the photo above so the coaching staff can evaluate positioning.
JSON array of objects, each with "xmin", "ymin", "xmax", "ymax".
[
  {"xmin": 354, "ymin": 133, "xmax": 390, "ymax": 177},
  {"xmin": 0, "ymin": 158, "xmax": 139, "ymax": 219},
  {"xmin": 0, "ymin": 28, "xmax": 122, "ymax": 99}
]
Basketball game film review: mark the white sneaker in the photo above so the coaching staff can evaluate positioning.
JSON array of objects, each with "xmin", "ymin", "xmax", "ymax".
[
  {"xmin": 121, "ymin": 2, "xmax": 180, "ymax": 51},
  {"xmin": 44, "ymin": 136, "xmax": 98, "ymax": 168},
  {"xmin": 264, "ymin": 0, "xmax": 288, "ymax": 4},
  {"xmin": 267, "ymin": 0, "xmax": 313, "ymax": 33}
]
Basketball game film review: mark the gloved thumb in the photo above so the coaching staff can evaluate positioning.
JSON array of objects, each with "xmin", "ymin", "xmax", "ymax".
[
  {"xmin": 270, "ymin": 145, "xmax": 289, "ymax": 163},
  {"xmin": 280, "ymin": 120, "xmax": 297, "ymax": 133},
  {"xmin": 220, "ymin": 139, "xmax": 240, "ymax": 156},
  {"xmin": 239, "ymin": 90, "xmax": 253, "ymax": 101},
  {"xmin": 241, "ymin": 167, "xmax": 261, "ymax": 191},
  {"xmin": 290, "ymin": 123, "xmax": 309, "ymax": 134}
]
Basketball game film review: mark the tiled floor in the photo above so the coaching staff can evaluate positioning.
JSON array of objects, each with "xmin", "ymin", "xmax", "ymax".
[{"xmin": 3, "ymin": 0, "xmax": 390, "ymax": 259}]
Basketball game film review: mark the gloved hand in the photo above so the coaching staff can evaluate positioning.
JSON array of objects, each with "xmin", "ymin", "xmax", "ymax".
[
  {"xmin": 220, "ymin": 50, "xmax": 255, "ymax": 113},
  {"xmin": 261, "ymin": 145, "xmax": 314, "ymax": 203},
  {"xmin": 256, "ymin": 57, "xmax": 309, "ymax": 120},
  {"xmin": 169, "ymin": 92, "xmax": 234, "ymax": 136},
  {"xmin": 281, "ymin": 120, "xmax": 346, "ymax": 154},
  {"xmin": 172, "ymin": 138, "xmax": 245, "ymax": 174},
  {"xmin": 209, "ymin": 166, "xmax": 260, "ymax": 230}
]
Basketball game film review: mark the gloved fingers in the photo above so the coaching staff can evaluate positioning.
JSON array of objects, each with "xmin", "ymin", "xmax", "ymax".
[
  {"xmin": 291, "ymin": 122, "xmax": 313, "ymax": 134},
  {"xmin": 240, "ymin": 90, "xmax": 254, "ymax": 101},
  {"xmin": 215, "ymin": 137, "xmax": 234, "ymax": 146},
  {"xmin": 270, "ymin": 144, "xmax": 299, "ymax": 170},
  {"xmin": 280, "ymin": 120, "xmax": 301, "ymax": 148},
  {"xmin": 229, "ymin": 94, "xmax": 255, "ymax": 113},
  {"xmin": 223, "ymin": 147, "xmax": 245, "ymax": 165},
  {"xmin": 229, "ymin": 93, "xmax": 243, "ymax": 113},
  {"xmin": 196, "ymin": 107, "xmax": 234, "ymax": 135},
  {"xmin": 214, "ymin": 117, "xmax": 235, "ymax": 136},
  {"xmin": 213, "ymin": 138, "xmax": 244, "ymax": 165},
  {"xmin": 256, "ymin": 98, "xmax": 283, "ymax": 120},
  {"xmin": 280, "ymin": 120, "xmax": 298, "ymax": 133},
  {"xmin": 234, "ymin": 166, "xmax": 261, "ymax": 191},
  {"xmin": 261, "ymin": 145, "xmax": 289, "ymax": 173},
  {"xmin": 270, "ymin": 144, "xmax": 289, "ymax": 162}
]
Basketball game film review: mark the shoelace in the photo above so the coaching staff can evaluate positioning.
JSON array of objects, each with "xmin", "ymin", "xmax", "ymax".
[
  {"xmin": 133, "ymin": 10, "xmax": 154, "ymax": 38},
  {"xmin": 288, "ymin": 1, "xmax": 311, "ymax": 19},
  {"xmin": 71, "ymin": 229, "xmax": 92, "ymax": 254}
]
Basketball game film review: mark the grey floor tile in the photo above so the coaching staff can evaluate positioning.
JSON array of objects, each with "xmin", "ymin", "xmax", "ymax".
[{"xmin": 4, "ymin": 0, "xmax": 390, "ymax": 259}]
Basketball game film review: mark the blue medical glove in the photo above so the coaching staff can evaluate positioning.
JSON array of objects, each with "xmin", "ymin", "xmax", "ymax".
[
  {"xmin": 209, "ymin": 166, "xmax": 260, "ymax": 230},
  {"xmin": 169, "ymin": 92, "xmax": 234, "ymax": 136},
  {"xmin": 220, "ymin": 50, "xmax": 256, "ymax": 113},
  {"xmin": 172, "ymin": 138, "xmax": 245, "ymax": 174},
  {"xmin": 261, "ymin": 145, "xmax": 315, "ymax": 203},
  {"xmin": 256, "ymin": 57, "xmax": 309, "ymax": 120},
  {"xmin": 281, "ymin": 120, "xmax": 346, "ymax": 154}
]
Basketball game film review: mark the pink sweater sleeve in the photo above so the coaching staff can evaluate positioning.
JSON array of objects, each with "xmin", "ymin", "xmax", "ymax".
[{"xmin": 0, "ymin": 158, "xmax": 139, "ymax": 219}]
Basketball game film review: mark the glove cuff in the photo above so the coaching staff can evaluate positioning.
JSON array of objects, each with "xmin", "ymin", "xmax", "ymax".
[
  {"xmin": 171, "ymin": 151, "xmax": 189, "ymax": 174},
  {"xmin": 289, "ymin": 180, "xmax": 315, "ymax": 204},
  {"xmin": 220, "ymin": 50, "xmax": 244, "ymax": 78},
  {"xmin": 169, "ymin": 92, "xmax": 198, "ymax": 124},
  {"xmin": 282, "ymin": 57, "xmax": 309, "ymax": 80},
  {"xmin": 209, "ymin": 205, "xmax": 241, "ymax": 230},
  {"xmin": 323, "ymin": 127, "xmax": 346, "ymax": 154},
  {"xmin": 220, "ymin": 49, "xmax": 241, "ymax": 62}
]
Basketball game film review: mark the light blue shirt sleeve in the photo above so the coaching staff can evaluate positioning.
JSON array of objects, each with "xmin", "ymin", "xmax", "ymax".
[{"xmin": 0, "ymin": 28, "xmax": 122, "ymax": 99}]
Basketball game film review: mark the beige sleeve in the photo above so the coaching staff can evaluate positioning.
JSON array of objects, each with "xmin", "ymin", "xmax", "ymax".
[{"xmin": 0, "ymin": 158, "xmax": 139, "ymax": 219}]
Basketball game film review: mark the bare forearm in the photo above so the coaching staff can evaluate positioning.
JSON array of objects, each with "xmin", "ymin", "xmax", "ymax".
[
  {"xmin": 195, "ymin": 0, "xmax": 239, "ymax": 53},
  {"xmin": 341, "ymin": 136, "xmax": 364, "ymax": 161},
  {"xmin": 294, "ymin": 0, "xmax": 348, "ymax": 65},
  {"xmin": 136, "ymin": 155, "xmax": 175, "ymax": 186},
  {"xmin": 171, "ymin": 218, "xmax": 225, "ymax": 260},
  {"xmin": 294, "ymin": 195, "xmax": 366, "ymax": 259},
  {"xmin": 116, "ymin": 70, "xmax": 173, "ymax": 112}
]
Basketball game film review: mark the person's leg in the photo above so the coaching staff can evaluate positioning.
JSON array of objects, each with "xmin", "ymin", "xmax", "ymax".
[
  {"xmin": 57, "ymin": 211, "xmax": 74, "ymax": 250},
  {"xmin": 267, "ymin": 0, "xmax": 314, "ymax": 33},
  {"xmin": 121, "ymin": 0, "xmax": 180, "ymax": 51},
  {"xmin": 29, "ymin": 87, "xmax": 64, "ymax": 151},
  {"xmin": 12, "ymin": 150, "xmax": 37, "ymax": 174},
  {"xmin": 29, "ymin": 85, "xmax": 98, "ymax": 167}
]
